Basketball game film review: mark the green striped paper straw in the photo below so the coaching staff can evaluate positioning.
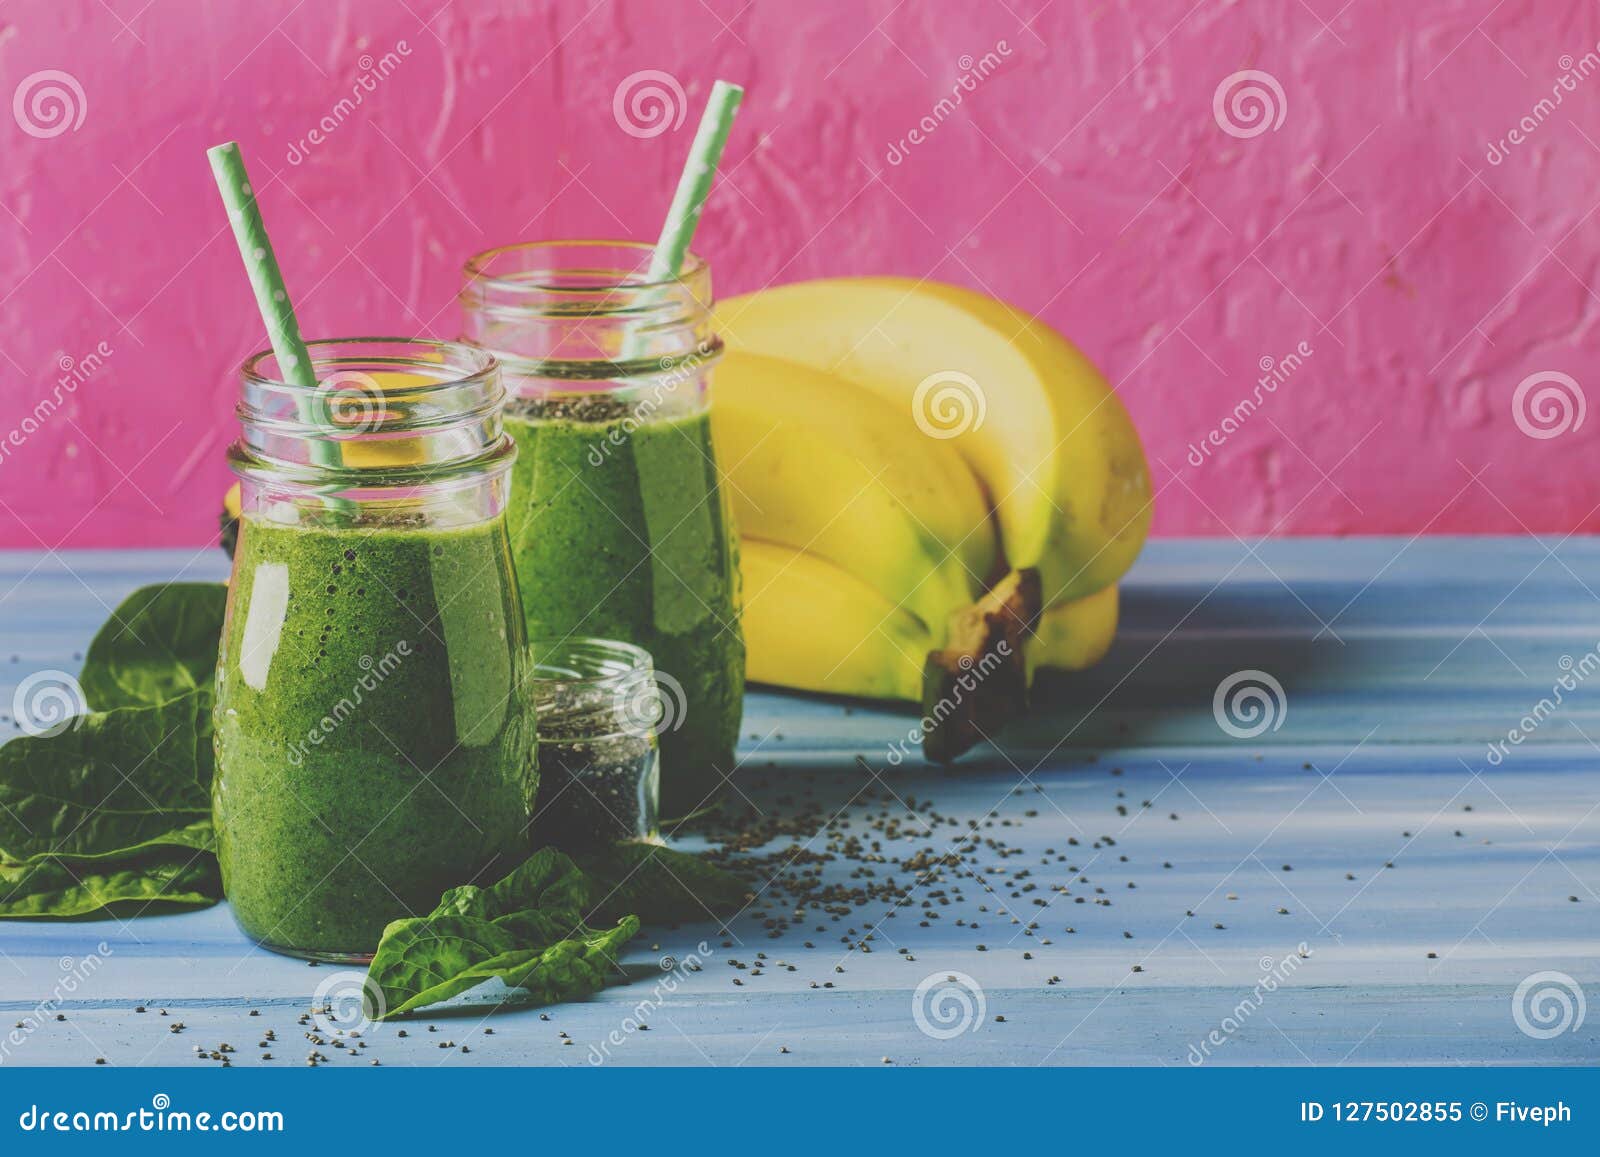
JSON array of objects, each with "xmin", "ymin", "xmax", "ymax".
[
  {"xmin": 646, "ymin": 79, "xmax": 744, "ymax": 282},
  {"xmin": 206, "ymin": 141, "xmax": 342, "ymax": 477},
  {"xmin": 619, "ymin": 80, "xmax": 742, "ymax": 364}
]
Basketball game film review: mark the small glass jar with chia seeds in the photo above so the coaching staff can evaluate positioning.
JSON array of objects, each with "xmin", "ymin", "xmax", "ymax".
[{"xmin": 528, "ymin": 637, "xmax": 661, "ymax": 850}]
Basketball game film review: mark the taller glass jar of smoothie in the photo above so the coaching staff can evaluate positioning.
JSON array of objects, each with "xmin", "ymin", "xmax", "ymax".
[
  {"xmin": 215, "ymin": 338, "xmax": 536, "ymax": 961},
  {"xmin": 459, "ymin": 241, "xmax": 743, "ymax": 815}
]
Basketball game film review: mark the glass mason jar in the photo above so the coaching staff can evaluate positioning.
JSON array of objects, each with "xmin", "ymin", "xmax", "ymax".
[
  {"xmin": 459, "ymin": 240, "xmax": 744, "ymax": 816},
  {"xmin": 215, "ymin": 338, "xmax": 537, "ymax": 962},
  {"xmin": 527, "ymin": 636, "xmax": 661, "ymax": 851}
]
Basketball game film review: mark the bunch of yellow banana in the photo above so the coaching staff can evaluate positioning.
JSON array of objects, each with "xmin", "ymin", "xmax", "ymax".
[{"xmin": 711, "ymin": 277, "xmax": 1152, "ymax": 760}]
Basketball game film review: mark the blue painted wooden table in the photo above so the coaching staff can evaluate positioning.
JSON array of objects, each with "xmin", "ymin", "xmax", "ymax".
[{"xmin": 1, "ymin": 539, "xmax": 1596, "ymax": 1067}]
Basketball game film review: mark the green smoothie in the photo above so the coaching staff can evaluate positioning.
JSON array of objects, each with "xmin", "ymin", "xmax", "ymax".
[
  {"xmin": 214, "ymin": 512, "xmax": 536, "ymax": 959},
  {"xmin": 502, "ymin": 399, "xmax": 743, "ymax": 813}
]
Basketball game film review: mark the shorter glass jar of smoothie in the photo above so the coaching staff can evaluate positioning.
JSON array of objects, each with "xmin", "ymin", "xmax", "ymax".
[
  {"xmin": 528, "ymin": 637, "xmax": 661, "ymax": 852},
  {"xmin": 459, "ymin": 241, "xmax": 744, "ymax": 817},
  {"xmin": 215, "ymin": 338, "xmax": 536, "ymax": 961}
]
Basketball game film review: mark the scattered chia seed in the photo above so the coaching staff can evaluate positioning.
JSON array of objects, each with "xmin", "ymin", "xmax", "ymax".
[{"xmin": 44, "ymin": 751, "xmax": 1566, "ymax": 1068}]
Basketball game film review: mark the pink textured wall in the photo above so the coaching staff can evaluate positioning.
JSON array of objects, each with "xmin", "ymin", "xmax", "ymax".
[{"xmin": 1, "ymin": 0, "xmax": 1596, "ymax": 548}]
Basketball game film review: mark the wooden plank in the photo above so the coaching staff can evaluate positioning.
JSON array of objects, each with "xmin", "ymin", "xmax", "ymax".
[{"xmin": 0, "ymin": 541, "xmax": 1596, "ymax": 1066}]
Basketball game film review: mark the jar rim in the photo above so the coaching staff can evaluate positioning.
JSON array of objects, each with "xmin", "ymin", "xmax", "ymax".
[
  {"xmin": 461, "ymin": 239, "xmax": 708, "ymax": 296},
  {"xmin": 232, "ymin": 336, "xmax": 512, "ymax": 489},
  {"xmin": 240, "ymin": 336, "xmax": 499, "ymax": 395},
  {"xmin": 528, "ymin": 635, "xmax": 655, "ymax": 686},
  {"xmin": 226, "ymin": 431, "xmax": 517, "ymax": 489}
]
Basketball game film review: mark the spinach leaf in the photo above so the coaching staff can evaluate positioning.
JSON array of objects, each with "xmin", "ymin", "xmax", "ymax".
[
  {"xmin": 367, "ymin": 911, "xmax": 638, "ymax": 1019},
  {"xmin": 490, "ymin": 907, "xmax": 589, "ymax": 945},
  {"xmin": 0, "ymin": 582, "xmax": 226, "ymax": 922},
  {"xmin": 366, "ymin": 914, "xmax": 521, "ymax": 1015},
  {"xmin": 362, "ymin": 843, "xmax": 741, "ymax": 1018},
  {"xmin": 365, "ymin": 848, "xmax": 641, "ymax": 1018},
  {"xmin": 0, "ymin": 851, "xmax": 222, "ymax": 918},
  {"xmin": 487, "ymin": 917, "xmax": 639, "ymax": 1006},
  {"xmin": 79, "ymin": 583, "xmax": 227, "ymax": 712},
  {"xmin": 433, "ymin": 846, "xmax": 591, "ymax": 921},
  {"xmin": 579, "ymin": 841, "xmax": 750, "ymax": 925},
  {"xmin": 0, "ymin": 691, "xmax": 213, "ymax": 864}
]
